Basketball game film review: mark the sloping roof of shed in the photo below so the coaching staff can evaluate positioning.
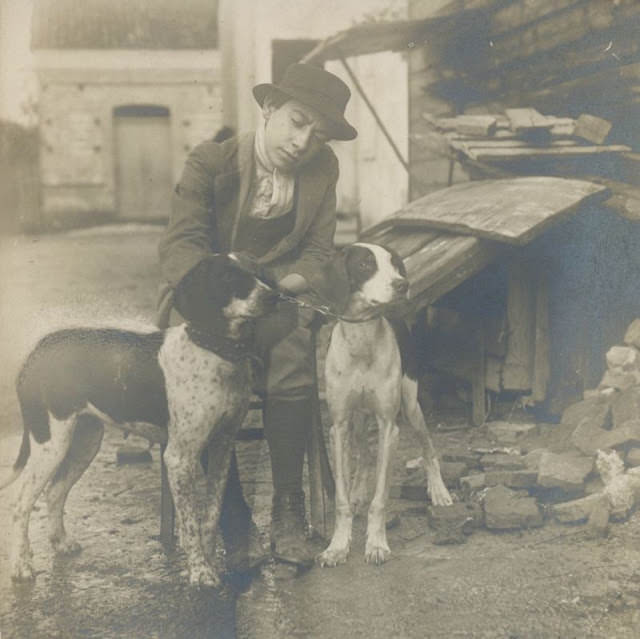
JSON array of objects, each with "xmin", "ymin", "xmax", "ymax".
[
  {"xmin": 31, "ymin": 0, "xmax": 218, "ymax": 50},
  {"xmin": 361, "ymin": 177, "xmax": 610, "ymax": 310},
  {"xmin": 366, "ymin": 177, "xmax": 610, "ymax": 245}
]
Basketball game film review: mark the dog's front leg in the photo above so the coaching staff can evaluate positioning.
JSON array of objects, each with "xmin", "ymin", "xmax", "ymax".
[
  {"xmin": 200, "ymin": 427, "xmax": 236, "ymax": 569},
  {"xmin": 164, "ymin": 432, "xmax": 221, "ymax": 588},
  {"xmin": 318, "ymin": 417, "xmax": 353, "ymax": 567},
  {"xmin": 401, "ymin": 377, "xmax": 452, "ymax": 506},
  {"xmin": 365, "ymin": 417, "xmax": 398, "ymax": 565},
  {"xmin": 349, "ymin": 410, "xmax": 371, "ymax": 516}
]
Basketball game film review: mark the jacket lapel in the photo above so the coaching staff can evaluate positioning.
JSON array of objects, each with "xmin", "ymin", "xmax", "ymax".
[{"xmin": 214, "ymin": 133, "xmax": 255, "ymax": 251}]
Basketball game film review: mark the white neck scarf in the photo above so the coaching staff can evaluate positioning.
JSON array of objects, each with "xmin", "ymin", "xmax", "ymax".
[{"xmin": 252, "ymin": 123, "xmax": 296, "ymax": 219}]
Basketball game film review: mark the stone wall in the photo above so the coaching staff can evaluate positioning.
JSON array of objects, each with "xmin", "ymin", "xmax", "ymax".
[{"xmin": 36, "ymin": 52, "xmax": 221, "ymax": 226}]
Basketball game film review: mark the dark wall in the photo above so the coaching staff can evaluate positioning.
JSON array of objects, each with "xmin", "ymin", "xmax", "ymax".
[{"xmin": 527, "ymin": 205, "xmax": 640, "ymax": 410}]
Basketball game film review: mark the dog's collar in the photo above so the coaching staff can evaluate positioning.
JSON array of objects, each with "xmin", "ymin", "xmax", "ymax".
[{"xmin": 185, "ymin": 324, "xmax": 253, "ymax": 362}]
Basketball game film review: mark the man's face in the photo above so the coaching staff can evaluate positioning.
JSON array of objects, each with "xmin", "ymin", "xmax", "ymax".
[{"xmin": 262, "ymin": 98, "xmax": 332, "ymax": 172}]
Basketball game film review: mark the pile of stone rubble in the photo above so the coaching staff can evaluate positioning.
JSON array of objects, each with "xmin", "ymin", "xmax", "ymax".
[{"xmin": 410, "ymin": 319, "xmax": 640, "ymax": 544}]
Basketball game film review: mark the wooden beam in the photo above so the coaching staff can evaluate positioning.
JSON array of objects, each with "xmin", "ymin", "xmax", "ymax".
[
  {"xmin": 462, "ymin": 144, "xmax": 630, "ymax": 162},
  {"xmin": 338, "ymin": 55, "xmax": 409, "ymax": 173},
  {"xmin": 502, "ymin": 260, "xmax": 536, "ymax": 391},
  {"xmin": 504, "ymin": 107, "xmax": 552, "ymax": 133},
  {"xmin": 532, "ymin": 269, "xmax": 550, "ymax": 402},
  {"xmin": 471, "ymin": 322, "xmax": 486, "ymax": 426},
  {"xmin": 573, "ymin": 114, "xmax": 612, "ymax": 144}
]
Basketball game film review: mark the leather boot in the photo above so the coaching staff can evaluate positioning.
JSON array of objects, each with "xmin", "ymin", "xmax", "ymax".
[
  {"xmin": 224, "ymin": 518, "xmax": 269, "ymax": 574},
  {"xmin": 270, "ymin": 491, "xmax": 314, "ymax": 567},
  {"xmin": 218, "ymin": 450, "xmax": 269, "ymax": 574},
  {"xmin": 263, "ymin": 396, "xmax": 316, "ymax": 567}
]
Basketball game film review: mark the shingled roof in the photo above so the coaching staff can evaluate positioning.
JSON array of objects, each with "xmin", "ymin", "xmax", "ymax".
[{"xmin": 31, "ymin": 0, "xmax": 217, "ymax": 49}]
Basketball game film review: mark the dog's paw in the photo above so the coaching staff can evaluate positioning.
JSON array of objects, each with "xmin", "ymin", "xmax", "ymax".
[
  {"xmin": 188, "ymin": 562, "xmax": 223, "ymax": 589},
  {"xmin": 317, "ymin": 545, "xmax": 350, "ymax": 567},
  {"xmin": 51, "ymin": 537, "xmax": 82, "ymax": 556},
  {"xmin": 364, "ymin": 541, "xmax": 391, "ymax": 566},
  {"xmin": 428, "ymin": 478, "xmax": 453, "ymax": 506}
]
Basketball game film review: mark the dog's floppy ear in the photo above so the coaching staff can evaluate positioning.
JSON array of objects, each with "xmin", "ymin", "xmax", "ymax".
[{"xmin": 308, "ymin": 248, "xmax": 351, "ymax": 315}]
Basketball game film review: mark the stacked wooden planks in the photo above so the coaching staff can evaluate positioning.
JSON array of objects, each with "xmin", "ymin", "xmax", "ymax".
[{"xmin": 423, "ymin": 109, "xmax": 630, "ymax": 164}]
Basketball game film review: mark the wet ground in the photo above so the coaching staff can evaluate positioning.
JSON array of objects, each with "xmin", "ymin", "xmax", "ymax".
[{"xmin": 2, "ymin": 225, "xmax": 640, "ymax": 638}]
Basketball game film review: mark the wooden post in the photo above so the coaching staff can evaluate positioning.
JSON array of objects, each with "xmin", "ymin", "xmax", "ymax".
[
  {"xmin": 532, "ymin": 269, "xmax": 550, "ymax": 403},
  {"xmin": 471, "ymin": 321, "xmax": 486, "ymax": 426},
  {"xmin": 502, "ymin": 260, "xmax": 536, "ymax": 391}
]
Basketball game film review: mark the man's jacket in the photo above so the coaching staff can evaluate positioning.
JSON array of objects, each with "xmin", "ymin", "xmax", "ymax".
[{"xmin": 157, "ymin": 131, "xmax": 339, "ymax": 327}]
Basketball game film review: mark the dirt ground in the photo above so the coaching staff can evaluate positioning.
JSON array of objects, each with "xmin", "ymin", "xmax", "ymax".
[{"xmin": 2, "ymin": 225, "xmax": 640, "ymax": 639}]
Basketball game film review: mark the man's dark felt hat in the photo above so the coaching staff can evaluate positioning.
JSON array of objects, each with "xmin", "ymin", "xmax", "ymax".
[{"xmin": 253, "ymin": 63, "xmax": 357, "ymax": 141}]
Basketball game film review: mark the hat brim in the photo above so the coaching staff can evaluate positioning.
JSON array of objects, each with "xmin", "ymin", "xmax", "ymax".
[{"xmin": 253, "ymin": 83, "xmax": 357, "ymax": 141}]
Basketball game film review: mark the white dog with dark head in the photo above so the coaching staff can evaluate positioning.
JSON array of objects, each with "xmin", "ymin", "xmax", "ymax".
[{"xmin": 318, "ymin": 243, "xmax": 452, "ymax": 567}]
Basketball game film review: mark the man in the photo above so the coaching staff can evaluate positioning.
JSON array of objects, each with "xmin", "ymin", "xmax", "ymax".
[{"xmin": 158, "ymin": 63, "xmax": 357, "ymax": 568}]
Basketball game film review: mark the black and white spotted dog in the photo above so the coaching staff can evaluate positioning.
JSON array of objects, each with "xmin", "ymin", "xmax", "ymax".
[
  {"xmin": 1, "ymin": 254, "xmax": 277, "ymax": 588},
  {"xmin": 318, "ymin": 243, "xmax": 452, "ymax": 568}
]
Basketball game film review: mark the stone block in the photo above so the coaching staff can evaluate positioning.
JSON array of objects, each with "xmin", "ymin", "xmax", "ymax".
[
  {"xmin": 583, "ymin": 388, "xmax": 613, "ymax": 402},
  {"xmin": 440, "ymin": 461, "xmax": 468, "ymax": 488},
  {"xmin": 442, "ymin": 447, "xmax": 483, "ymax": 469},
  {"xmin": 603, "ymin": 472, "xmax": 640, "ymax": 521},
  {"xmin": 626, "ymin": 447, "xmax": 640, "ymax": 468},
  {"xmin": 603, "ymin": 419, "xmax": 640, "ymax": 451},
  {"xmin": 612, "ymin": 387, "xmax": 640, "ymax": 429},
  {"xmin": 480, "ymin": 453, "xmax": 527, "ymax": 471},
  {"xmin": 116, "ymin": 445, "xmax": 152, "ymax": 465},
  {"xmin": 427, "ymin": 502, "xmax": 481, "ymax": 544},
  {"xmin": 570, "ymin": 402, "xmax": 613, "ymax": 455},
  {"xmin": 537, "ymin": 452, "xmax": 593, "ymax": 494},
  {"xmin": 460, "ymin": 473, "xmax": 486, "ymax": 497},
  {"xmin": 600, "ymin": 368, "xmax": 640, "ymax": 392},
  {"xmin": 522, "ymin": 448, "xmax": 548, "ymax": 471},
  {"xmin": 487, "ymin": 421, "xmax": 539, "ymax": 443},
  {"xmin": 587, "ymin": 497, "xmax": 610, "ymax": 537},
  {"xmin": 485, "ymin": 470, "xmax": 538, "ymax": 489},
  {"xmin": 606, "ymin": 346, "xmax": 640, "ymax": 371},
  {"xmin": 551, "ymin": 493, "xmax": 604, "ymax": 524},
  {"xmin": 483, "ymin": 485, "xmax": 543, "ymax": 530},
  {"xmin": 624, "ymin": 319, "xmax": 640, "ymax": 349},
  {"xmin": 564, "ymin": 397, "xmax": 611, "ymax": 428},
  {"xmin": 585, "ymin": 476, "xmax": 605, "ymax": 495}
]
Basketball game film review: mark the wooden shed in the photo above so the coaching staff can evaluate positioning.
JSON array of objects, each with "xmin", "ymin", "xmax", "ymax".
[{"xmin": 304, "ymin": 0, "xmax": 640, "ymax": 418}]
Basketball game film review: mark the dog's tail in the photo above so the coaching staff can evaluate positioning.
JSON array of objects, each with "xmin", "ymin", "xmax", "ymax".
[
  {"xmin": 0, "ymin": 351, "xmax": 51, "ymax": 491},
  {"xmin": 0, "ymin": 429, "xmax": 30, "ymax": 490}
]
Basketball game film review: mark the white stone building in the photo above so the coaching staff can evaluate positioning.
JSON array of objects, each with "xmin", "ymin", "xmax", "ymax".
[{"xmin": 32, "ymin": 0, "xmax": 221, "ymax": 225}]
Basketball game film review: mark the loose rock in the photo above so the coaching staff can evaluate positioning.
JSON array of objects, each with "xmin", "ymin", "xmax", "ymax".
[
  {"xmin": 624, "ymin": 318, "xmax": 640, "ymax": 349},
  {"xmin": 483, "ymin": 485, "xmax": 543, "ymax": 530},
  {"xmin": 487, "ymin": 421, "xmax": 539, "ymax": 444},
  {"xmin": 537, "ymin": 452, "xmax": 593, "ymax": 494}
]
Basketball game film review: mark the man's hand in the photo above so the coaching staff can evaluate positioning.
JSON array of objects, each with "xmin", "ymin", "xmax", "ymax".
[{"xmin": 277, "ymin": 273, "xmax": 309, "ymax": 296}]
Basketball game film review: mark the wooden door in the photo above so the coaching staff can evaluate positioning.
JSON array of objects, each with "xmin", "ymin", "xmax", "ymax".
[{"xmin": 114, "ymin": 106, "xmax": 172, "ymax": 220}]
